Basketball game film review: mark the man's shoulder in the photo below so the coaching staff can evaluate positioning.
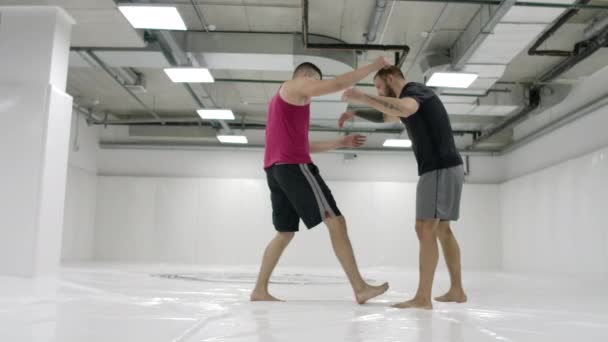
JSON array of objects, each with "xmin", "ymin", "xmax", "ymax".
[
  {"xmin": 278, "ymin": 80, "xmax": 311, "ymax": 106},
  {"xmin": 400, "ymin": 82, "xmax": 436, "ymax": 99},
  {"xmin": 402, "ymin": 82, "xmax": 429, "ymax": 92}
]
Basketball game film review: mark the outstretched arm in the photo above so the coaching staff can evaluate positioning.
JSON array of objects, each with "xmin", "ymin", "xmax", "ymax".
[
  {"xmin": 310, "ymin": 134, "xmax": 366, "ymax": 153},
  {"xmin": 338, "ymin": 109, "xmax": 384, "ymax": 128},
  {"xmin": 342, "ymin": 88, "xmax": 419, "ymax": 118}
]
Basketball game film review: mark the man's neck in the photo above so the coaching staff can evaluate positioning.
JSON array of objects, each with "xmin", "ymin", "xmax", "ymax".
[{"xmin": 391, "ymin": 79, "xmax": 407, "ymax": 98}]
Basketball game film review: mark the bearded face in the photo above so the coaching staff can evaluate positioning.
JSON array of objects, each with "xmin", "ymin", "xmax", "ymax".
[{"xmin": 374, "ymin": 76, "xmax": 396, "ymax": 98}]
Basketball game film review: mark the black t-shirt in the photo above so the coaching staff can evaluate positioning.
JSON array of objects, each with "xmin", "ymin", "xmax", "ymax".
[{"xmin": 399, "ymin": 82, "xmax": 463, "ymax": 175}]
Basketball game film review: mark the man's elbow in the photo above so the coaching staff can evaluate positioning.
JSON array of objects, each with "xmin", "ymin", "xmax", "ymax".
[
  {"xmin": 331, "ymin": 79, "xmax": 348, "ymax": 93},
  {"xmin": 401, "ymin": 103, "xmax": 419, "ymax": 117},
  {"xmin": 384, "ymin": 114, "xmax": 400, "ymax": 123},
  {"xmin": 401, "ymin": 108, "xmax": 416, "ymax": 117}
]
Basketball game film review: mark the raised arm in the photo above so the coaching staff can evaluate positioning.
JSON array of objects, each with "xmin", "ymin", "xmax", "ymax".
[{"xmin": 286, "ymin": 57, "xmax": 391, "ymax": 100}]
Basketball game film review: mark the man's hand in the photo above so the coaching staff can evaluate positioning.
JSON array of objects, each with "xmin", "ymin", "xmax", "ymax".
[
  {"xmin": 374, "ymin": 56, "xmax": 392, "ymax": 69},
  {"xmin": 341, "ymin": 134, "xmax": 367, "ymax": 148},
  {"xmin": 341, "ymin": 88, "xmax": 365, "ymax": 103},
  {"xmin": 338, "ymin": 110, "xmax": 356, "ymax": 128}
]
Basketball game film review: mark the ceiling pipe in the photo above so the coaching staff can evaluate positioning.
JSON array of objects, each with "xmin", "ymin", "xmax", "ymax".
[
  {"xmin": 85, "ymin": 50, "xmax": 165, "ymax": 124},
  {"xmin": 189, "ymin": 0, "xmax": 210, "ymax": 32},
  {"xmin": 451, "ymin": 0, "xmax": 517, "ymax": 70},
  {"xmin": 71, "ymin": 70, "xmax": 511, "ymax": 127},
  {"xmin": 534, "ymin": 28, "xmax": 608, "ymax": 83},
  {"xmin": 468, "ymin": 88, "xmax": 540, "ymax": 149},
  {"xmin": 87, "ymin": 116, "xmax": 480, "ymax": 136},
  {"xmin": 378, "ymin": 0, "xmax": 397, "ymax": 43},
  {"xmin": 467, "ymin": 23, "xmax": 608, "ymax": 149},
  {"xmin": 126, "ymin": 0, "xmax": 229, "ymax": 131},
  {"xmin": 214, "ymin": 77, "xmax": 512, "ymax": 94},
  {"xmin": 301, "ymin": 0, "xmax": 410, "ymax": 55},
  {"xmin": 528, "ymin": 0, "xmax": 591, "ymax": 57},
  {"xmin": 584, "ymin": 14, "xmax": 608, "ymax": 40},
  {"xmin": 73, "ymin": 104, "xmax": 105, "ymax": 125},
  {"xmin": 118, "ymin": 0, "xmax": 608, "ymax": 10},
  {"xmin": 499, "ymin": 94, "xmax": 608, "ymax": 155},
  {"xmin": 411, "ymin": 1, "xmax": 517, "ymax": 98},
  {"xmin": 98, "ymin": 141, "xmax": 500, "ymax": 156},
  {"xmin": 392, "ymin": 0, "xmax": 608, "ymax": 10},
  {"xmin": 365, "ymin": 0, "xmax": 388, "ymax": 44},
  {"xmin": 154, "ymin": 31, "xmax": 231, "ymax": 132},
  {"xmin": 211, "ymin": 78, "xmax": 513, "ymax": 98},
  {"xmin": 405, "ymin": 3, "xmax": 452, "ymax": 76},
  {"xmin": 94, "ymin": 120, "xmax": 406, "ymax": 134}
]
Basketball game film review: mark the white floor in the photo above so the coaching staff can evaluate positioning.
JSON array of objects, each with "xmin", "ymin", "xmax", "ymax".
[{"xmin": 1, "ymin": 264, "xmax": 607, "ymax": 342}]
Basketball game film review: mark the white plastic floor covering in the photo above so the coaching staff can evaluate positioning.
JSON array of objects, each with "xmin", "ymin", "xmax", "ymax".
[{"xmin": 1, "ymin": 264, "xmax": 607, "ymax": 342}]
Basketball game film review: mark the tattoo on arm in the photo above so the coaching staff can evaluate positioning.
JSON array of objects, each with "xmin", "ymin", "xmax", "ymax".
[{"xmin": 364, "ymin": 94, "xmax": 402, "ymax": 113}]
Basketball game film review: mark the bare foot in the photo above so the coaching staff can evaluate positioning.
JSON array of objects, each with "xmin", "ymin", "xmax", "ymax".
[
  {"xmin": 355, "ymin": 282, "xmax": 389, "ymax": 304},
  {"xmin": 391, "ymin": 297, "xmax": 433, "ymax": 310},
  {"xmin": 250, "ymin": 291, "xmax": 283, "ymax": 302},
  {"xmin": 434, "ymin": 289, "xmax": 467, "ymax": 303}
]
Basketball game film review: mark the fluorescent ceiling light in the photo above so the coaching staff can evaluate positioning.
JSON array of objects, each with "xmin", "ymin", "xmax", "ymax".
[
  {"xmin": 383, "ymin": 139, "xmax": 412, "ymax": 148},
  {"xmin": 164, "ymin": 68, "xmax": 214, "ymax": 83},
  {"xmin": 118, "ymin": 5, "xmax": 187, "ymax": 31},
  {"xmin": 426, "ymin": 72, "xmax": 478, "ymax": 88},
  {"xmin": 217, "ymin": 135, "xmax": 248, "ymax": 144},
  {"xmin": 197, "ymin": 109, "xmax": 235, "ymax": 120}
]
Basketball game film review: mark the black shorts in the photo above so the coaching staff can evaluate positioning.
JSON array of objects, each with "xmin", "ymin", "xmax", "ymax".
[{"xmin": 265, "ymin": 163, "xmax": 341, "ymax": 232}]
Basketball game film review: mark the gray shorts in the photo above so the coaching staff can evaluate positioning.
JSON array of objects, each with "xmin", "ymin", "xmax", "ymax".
[{"xmin": 416, "ymin": 165, "xmax": 465, "ymax": 221}]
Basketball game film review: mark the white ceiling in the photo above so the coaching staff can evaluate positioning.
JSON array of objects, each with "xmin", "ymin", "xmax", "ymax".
[
  {"xmin": 1, "ymin": 0, "xmax": 145, "ymax": 47},
  {"xmin": 3, "ymin": 0, "xmax": 607, "ymax": 150}
]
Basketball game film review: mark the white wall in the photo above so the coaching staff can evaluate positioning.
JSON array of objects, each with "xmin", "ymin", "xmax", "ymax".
[
  {"xmin": 500, "ymin": 145, "xmax": 608, "ymax": 274},
  {"xmin": 93, "ymin": 147, "xmax": 501, "ymax": 270},
  {"xmin": 61, "ymin": 114, "xmax": 99, "ymax": 261},
  {"xmin": 500, "ymin": 97, "xmax": 608, "ymax": 274},
  {"xmin": 94, "ymin": 175, "xmax": 501, "ymax": 270}
]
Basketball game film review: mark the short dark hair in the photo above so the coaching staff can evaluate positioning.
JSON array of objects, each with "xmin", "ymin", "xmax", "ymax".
[
  {"xmin": 374, "ymin": 66, "xmax": 405, "ymax": 80},
  {"xmin": 293, "ymin": 62, "xmax": 323, "ymax": 80}
]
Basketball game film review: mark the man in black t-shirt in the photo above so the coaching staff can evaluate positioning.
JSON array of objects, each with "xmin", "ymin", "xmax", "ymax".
[{"xmin": 340, "ymin": 66, "xmax": 467, "ymax": 310}]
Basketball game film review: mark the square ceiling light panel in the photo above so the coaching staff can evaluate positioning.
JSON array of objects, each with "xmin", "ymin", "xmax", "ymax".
[
  {"xmin": 119, "ymin": 5, "xmax": 187, "ymax": 30},
  {"xmin": 164, "ymin": 68, "xmax": 215, "ymax": 83},
  {"xmin": 426, "ymin": 72, "xmax": 478, "ymax": 88}
]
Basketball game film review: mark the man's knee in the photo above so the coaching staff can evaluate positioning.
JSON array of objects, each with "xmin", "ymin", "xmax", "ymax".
[
  {"xmin": 325, "ymin": 215, "xmax": 346, "ymax": 230},
  {"xmin": 436, "ymin": 223, "xmax": 453, "ymax": 241},
  {"xmin": 276, "ymin": 231, "xmax": 295, "ymax": 243},
  {"xmin": 415, "ymin": 219, "xmax": 438, "ymax": 241},
  {"xmin": 325, "ymin": 215, "xmax": 346, "ymax": 225},
  {"xmin": 325, "ymin": 215, "xmax": 348, "ymax": 239}
]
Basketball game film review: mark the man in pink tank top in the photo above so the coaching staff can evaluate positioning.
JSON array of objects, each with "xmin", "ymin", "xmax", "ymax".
[{"xmin": 251, "ymin": 57, "xmax": 391, "ymax": 304}]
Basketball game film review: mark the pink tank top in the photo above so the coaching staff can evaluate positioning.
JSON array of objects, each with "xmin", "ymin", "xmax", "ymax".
[{"xmin": 264, "ymin": 89, "xmax": 312, "ymax": 169}]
